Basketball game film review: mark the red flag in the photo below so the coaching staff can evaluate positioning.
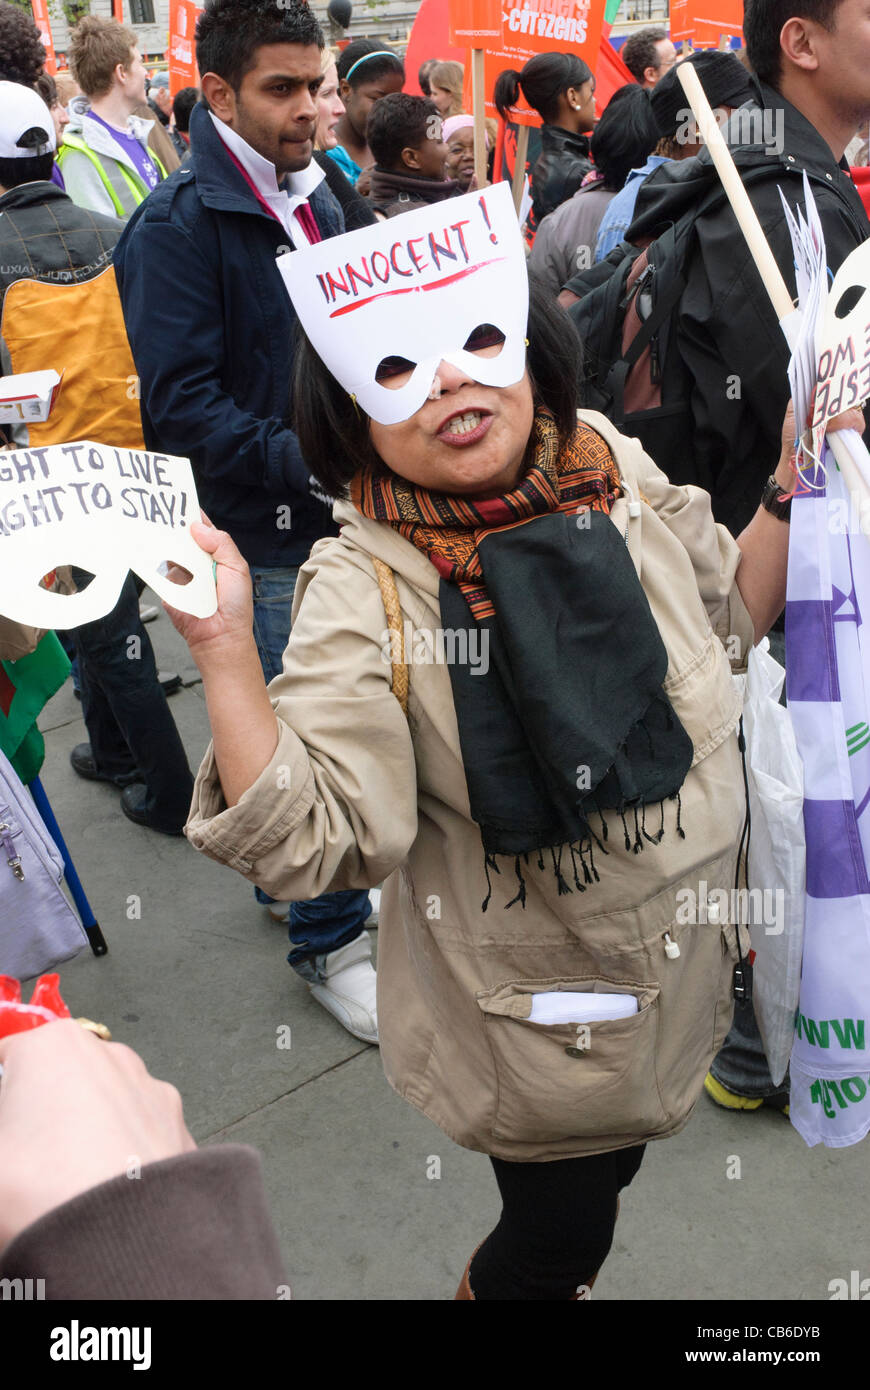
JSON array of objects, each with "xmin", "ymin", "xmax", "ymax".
[
  {"xmin": 168, "ymin": 0, "xmax": 202, "ymax": 98},
  {"xmin": 594, "ymin": 34, "xmax": 635, "ymax": 110},
  {"xmin": 30, "ymin": 0, "xmax": 57, "ymax": 75},
  {"xmin": 670, "ymin": 0, "xmax": 743, "ymax": 45}
]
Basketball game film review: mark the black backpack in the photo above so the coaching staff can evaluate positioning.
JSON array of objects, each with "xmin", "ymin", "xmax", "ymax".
[{"xmin": 566, "ymin": 169, "xmax": 785, "ymax": 482}]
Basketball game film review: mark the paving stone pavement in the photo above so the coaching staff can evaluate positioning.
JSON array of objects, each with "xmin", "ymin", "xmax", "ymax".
[{"xmin": 34, "ymin": 597, "xmax": 870, "ymax": 1301}]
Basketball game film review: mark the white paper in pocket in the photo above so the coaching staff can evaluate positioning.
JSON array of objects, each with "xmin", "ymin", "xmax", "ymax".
[{"xmin": 528, "ymin": 992, "xmax": 639, "ymax": 1026}]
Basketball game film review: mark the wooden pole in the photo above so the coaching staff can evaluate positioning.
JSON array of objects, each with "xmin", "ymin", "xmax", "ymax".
[
  {"xmin": 676, "ymin": 60, "xmax": 870, "ymax": 527},
  {"xmin": 511, "ymin": 123, "xmax": 529, "ymax": 214},
  {"xmin": 471, "ymin": 48, "xmax": 487, "ymax": 191}
]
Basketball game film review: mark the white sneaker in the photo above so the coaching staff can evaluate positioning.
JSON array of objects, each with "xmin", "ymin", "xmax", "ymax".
[
  {"xmin": 266, "ymin": 900, "xmax": 291, "ymax": 922},
  {"xmin": 309, "ymin": 931, "xmax": 379, "ymax": 1045},
  {"xmin": 139, "ymin": 602, "xmax": 159, "ymax": 623},
  {"xmin": 367, "ymin": 887, "xmax": 381, "ymax": 927}
]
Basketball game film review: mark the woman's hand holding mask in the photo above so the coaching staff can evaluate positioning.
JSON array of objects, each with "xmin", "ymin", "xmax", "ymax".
[
  {"xmin": 164, "ymin": 516, "xmax": 280, "ymax": 806},
  {"xmin": 164, "ymin": 518, "xmax": 254, "ymax": 668}
]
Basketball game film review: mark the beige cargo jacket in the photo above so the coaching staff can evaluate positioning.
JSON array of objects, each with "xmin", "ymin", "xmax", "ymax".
[{"xmin": 187, "ymin": 411, "xmax": 757, "ymax": 1160}]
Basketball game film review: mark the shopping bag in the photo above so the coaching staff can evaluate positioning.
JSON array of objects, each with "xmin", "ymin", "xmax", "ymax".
[
  {"xmin": 0, "ymin": 744, "xmax": 87, "ymax": 979},
  {"xmin": 737, "ymin": 638, "xmax": 806, "ymax": 1086}
]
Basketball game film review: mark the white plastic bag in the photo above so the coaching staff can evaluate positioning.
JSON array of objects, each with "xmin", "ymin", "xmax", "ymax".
[{"xmin": 736, "ymin": 639, "xmax": 806, "ymax": 1086}]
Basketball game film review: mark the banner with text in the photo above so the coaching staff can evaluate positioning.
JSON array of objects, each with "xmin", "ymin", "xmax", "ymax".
[
  {"xmin": 168, "ymin": 0, "xmax": 202, "ymax": 99},
  {"xmin": 458, "ymin": 0, "xmax": 608, "ymax": 127},
  {"xmin": 30, "ymin": 0, "xmax": 57, "ymax": 75}
]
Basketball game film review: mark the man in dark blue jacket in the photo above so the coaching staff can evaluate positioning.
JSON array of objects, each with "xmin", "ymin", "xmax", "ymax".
[{"xmin": 114, "ymin": 0, "xmax": 378, "ymax": 1044}]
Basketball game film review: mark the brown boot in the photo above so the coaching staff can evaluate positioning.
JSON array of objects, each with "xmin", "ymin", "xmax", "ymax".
[{"xmin": 454, "ymin": 1258, "xmax": 475, "ymax": 1300}]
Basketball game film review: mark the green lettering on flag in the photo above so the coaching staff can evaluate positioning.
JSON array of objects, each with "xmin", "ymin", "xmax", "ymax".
[
  {"xmin": 797, "ymin": 1013, "xmax": 830, "ymax": 1047},
  {"xmin": 829, "ymin": 1018, "xmax": 866, "ymax": 1049}
]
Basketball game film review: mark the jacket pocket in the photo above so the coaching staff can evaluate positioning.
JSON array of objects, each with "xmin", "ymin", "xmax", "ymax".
[
  {"xmin": 651, "ymin": 916, "xmax": 743, "ymax": 1127},
  {"xmin": 713, "ymin": 921, "xmax": 742, "ymax": 1054},
  {"xmin": 476, "ymin": 976, "xmax": 666, "ymax": 1144}
]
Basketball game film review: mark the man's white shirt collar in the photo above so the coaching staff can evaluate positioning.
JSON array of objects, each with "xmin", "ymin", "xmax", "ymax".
[{"xmin": 210, "ymin": 112, "xmax": 324, "ymax": 244}]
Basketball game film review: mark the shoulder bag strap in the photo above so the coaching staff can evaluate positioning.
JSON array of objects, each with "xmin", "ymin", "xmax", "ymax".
[{"xmin": 371, "ymin": 557, "xmax": 409, "ymax": 719}]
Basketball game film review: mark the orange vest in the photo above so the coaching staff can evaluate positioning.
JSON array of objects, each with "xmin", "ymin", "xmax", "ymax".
[{"xmin": 1, "ymin": 266, "xmax": 145, "ymax": 449}]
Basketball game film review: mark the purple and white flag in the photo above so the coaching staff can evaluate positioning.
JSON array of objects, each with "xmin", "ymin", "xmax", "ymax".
[{"xmin": 783, "ymin": 182, "xmax": 870, "ymax": 1146}]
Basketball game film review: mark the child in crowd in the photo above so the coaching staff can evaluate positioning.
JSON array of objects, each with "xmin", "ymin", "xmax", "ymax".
[
  {"xmin": 366, "ymin": 93, "xmax": 459, "ymax": 218},
  {"xmin": 329, "ymin": 37, "xmax": 404, "ymax": 187}
]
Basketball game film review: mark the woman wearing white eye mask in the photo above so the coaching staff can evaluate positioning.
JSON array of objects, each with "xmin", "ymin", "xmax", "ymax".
[{"xmin": 168, "ymin": 290, "xmax": 861, "ymax": 1300}]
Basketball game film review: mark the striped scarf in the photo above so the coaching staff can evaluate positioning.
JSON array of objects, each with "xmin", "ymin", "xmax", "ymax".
[{"xmin": 350, "ymin": 411, "xmax": 622, "ymax": 619}]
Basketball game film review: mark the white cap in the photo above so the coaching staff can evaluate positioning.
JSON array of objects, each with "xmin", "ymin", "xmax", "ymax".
[{"xmin": 0, "ymin": 81, "xmax": 56, "ymax": 160}]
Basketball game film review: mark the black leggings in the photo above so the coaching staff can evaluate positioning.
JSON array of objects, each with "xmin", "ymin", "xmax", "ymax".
[{"xmin": 469, "ymin": 1144, "xmax": 646, "ymax": 1300}]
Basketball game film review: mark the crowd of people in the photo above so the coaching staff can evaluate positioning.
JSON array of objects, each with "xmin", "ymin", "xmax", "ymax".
[{"xmin": 0, "ymin": 0, "xmax": 868, "ymax": 1301}]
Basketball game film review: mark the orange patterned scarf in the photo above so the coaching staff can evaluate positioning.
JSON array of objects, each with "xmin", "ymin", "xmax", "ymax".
[{"xmin": 350, "ymin": 411, "xmax": 621, "ymax": 620}]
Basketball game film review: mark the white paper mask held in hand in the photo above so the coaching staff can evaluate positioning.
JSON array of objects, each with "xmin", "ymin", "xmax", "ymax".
[
  {"xmin": 0, "ymin": 441, "xmax": 217, "ymax": 628},
  {"xmin": 277, "ymin": 182, "xmax": 529, "ymax": 425},
  {"xmin": 812, "ymin": 238, "xmax": 870, "ymax": 442}
]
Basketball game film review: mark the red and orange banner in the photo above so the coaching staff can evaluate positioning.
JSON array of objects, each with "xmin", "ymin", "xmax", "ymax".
[
  {"xmin": 168, "ymin": 0, "xmax": 201, "ymax": 98},
  {"xmin": 30, "ymin": 0, "xmax": 57, "ymax": 75},
  {"xmin": 448, "ymin": 0, "xmax": 503, "ymax": 45},
  {"xmin": 452, "ymin": 0, "xmax": 608, "ymax": 127},
  {"xmin": 670, "ymin": 0, "xmax": 743, "ymax": 47}
]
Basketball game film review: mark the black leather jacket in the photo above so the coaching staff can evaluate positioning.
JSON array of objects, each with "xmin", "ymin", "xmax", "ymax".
[
  {"xmin": 0, "ymin": 181, "xmax": 119, "ymax": 303},
  {"xmin": 564, "ymin": 80, "xmax": 870, "ymax": 535},
  {"xmin": 530, "ymin": 125, "xmax": 591, "ymax": 231}
]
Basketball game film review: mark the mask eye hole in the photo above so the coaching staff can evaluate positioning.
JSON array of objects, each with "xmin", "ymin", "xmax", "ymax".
[
  {"xmin": 375, "ymin": 355, "xmax": 416, "ymax": 387},
  {"xmin": 835, "ymin": 284, "xmax": 865, "ymax": 320},
  {"xmin": 160, "ymin": 560, "xmax": 194, "ymax": 586},
  {"xmin": 463, "ymin": 324, "xmax": 506, "ymax": 355}
]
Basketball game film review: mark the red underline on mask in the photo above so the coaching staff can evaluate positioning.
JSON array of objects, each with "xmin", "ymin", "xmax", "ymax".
[{"xmin": 327, "ymin": 258, "xmax": 507, "ymax": 317}]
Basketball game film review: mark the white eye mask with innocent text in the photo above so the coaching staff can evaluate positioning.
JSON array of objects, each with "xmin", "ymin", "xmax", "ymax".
[{"xmin": 278, "ymin": 182, "xmax": 529, "ymax": 425}]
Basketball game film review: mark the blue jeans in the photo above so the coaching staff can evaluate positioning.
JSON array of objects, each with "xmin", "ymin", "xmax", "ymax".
[
  {"xmin": 72, "ymin": 569, "xmax": 193, "ymax": 832},
  {"xmin": 251, "ymin": 565, "xmax": 371, "ymax": 980}
]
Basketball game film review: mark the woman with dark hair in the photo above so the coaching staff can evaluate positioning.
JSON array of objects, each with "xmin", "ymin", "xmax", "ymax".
[
  {"xmin": 529, "ymin": 84, "xmax": 660, "ymax": 300},
  {"xmin": 329, "ymin": 38, "xmax": 405, "ymax": 187},
  {"xmin": 168, "ymin": 206, "xmax": 819, "ymax": 1298},
  {"xmin": 494, "ymin": 51, "xmax": 595, "ymax": 229},
  {"xmin": 0, "ymin": 0, "xmax": 45, "ymax": 88}
]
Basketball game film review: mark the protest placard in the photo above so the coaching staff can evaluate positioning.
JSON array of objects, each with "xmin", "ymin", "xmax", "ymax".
[
  {"xmin": 471, "ymin": 0, "xmax": 607, "ymax": 127},
  {"xmin": 448, "ymin": 0, "xmax": 503, "ymax": 44},
  {"xmin": 670, "ymin": 0, "xmax": 743, "ymax": 46},
  {"xmin": 30, "ymin": 0, "xmax": 57, "ymax": 76},
  {"xmin": 278, "ymin": 182, "xmax": 528, "ymax": 425},
  {"xmin": 0, "ymin": 442, "xmax": 217, "ymax": 628},
  {"xmin": 168, "ymin": 0, "xmax": 202, "ymax": 98}
]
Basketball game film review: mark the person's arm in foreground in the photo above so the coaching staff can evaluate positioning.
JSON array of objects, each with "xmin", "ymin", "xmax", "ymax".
[
  {"xmin": 735, "ymin": 405, "xmax": 865, "ymax": 643},
  {"xmin": 0, "ymin": 1021, "xmax": 286, "ymax": 1299}
]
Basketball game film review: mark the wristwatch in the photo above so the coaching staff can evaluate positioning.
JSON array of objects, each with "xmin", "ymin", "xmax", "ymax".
[{"xmin": 760, "ymin": 474, "xmax": 792, "ymax": 522}]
